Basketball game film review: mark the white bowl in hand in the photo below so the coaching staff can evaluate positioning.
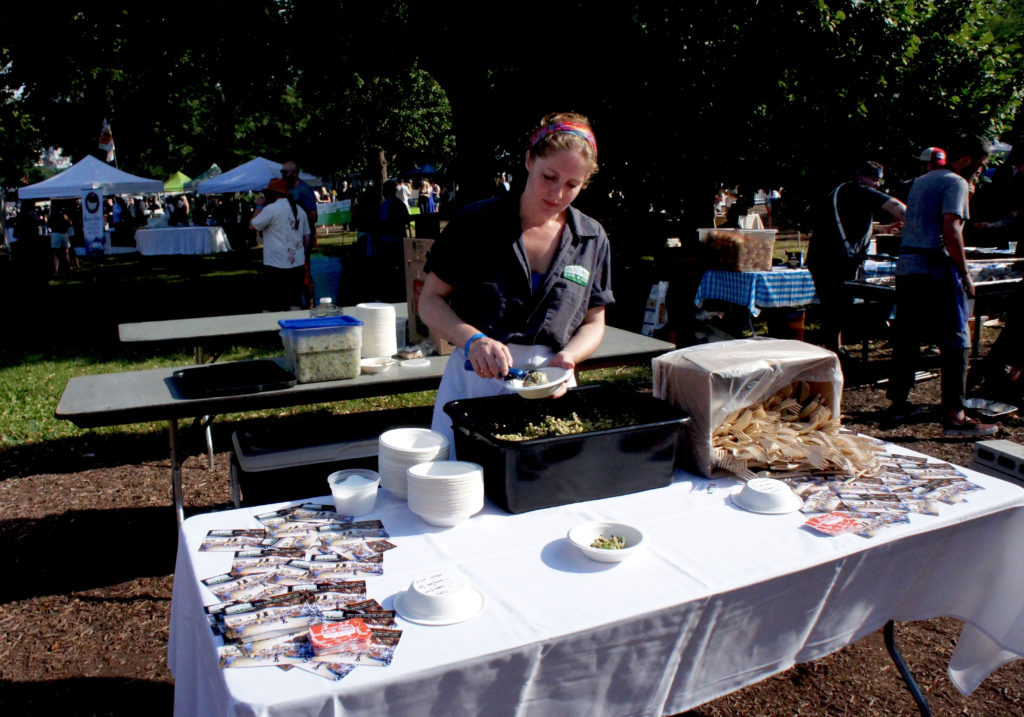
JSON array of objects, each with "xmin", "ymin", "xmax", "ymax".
[{"xmin": 504, "ymin": 366, "xmax": 573, "ymax": 399}]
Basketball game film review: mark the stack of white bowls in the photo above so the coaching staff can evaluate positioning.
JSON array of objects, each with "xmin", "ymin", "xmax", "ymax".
[
  {"xmin": 406, "ymin": 461, "xmax": 485, "ymax": 527},
  {"xmin": 377, "ymin": 428, "xmax": 450, "ymax": 499},
  {"xmin": 353, "ymin": 302, "xmax": 398, "ymax": 359}
]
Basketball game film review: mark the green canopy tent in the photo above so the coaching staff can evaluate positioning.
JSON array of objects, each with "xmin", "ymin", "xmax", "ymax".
[{"xmin": 164, "ymin": 171, "xmax": 192, "ymax": 194}]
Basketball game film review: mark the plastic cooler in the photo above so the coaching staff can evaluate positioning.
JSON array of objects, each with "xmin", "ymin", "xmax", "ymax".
[
  {"xmin": 443, "ymin": 384, "xmax": 689, "ymax": 514},
  {"xmin": 278, "ymin": 315, "xmax": 363, "ymax": 383},
  {"xmin": 230, "ymin": 405, "xmax": 433, "ymax": 506}
]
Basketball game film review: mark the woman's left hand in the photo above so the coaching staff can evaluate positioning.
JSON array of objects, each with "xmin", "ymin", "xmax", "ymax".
[{"xmin": 545, "ymin": 351, "xmax": 576, "ymax": 398}]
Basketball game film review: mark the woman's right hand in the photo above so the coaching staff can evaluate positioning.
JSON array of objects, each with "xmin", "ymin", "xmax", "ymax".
[{"xmin": 466, "ymin": 336, "xmax": 515, "ymax": 379}]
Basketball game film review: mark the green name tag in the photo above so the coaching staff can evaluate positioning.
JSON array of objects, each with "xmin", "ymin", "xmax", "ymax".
[{"xmin": 562, "ymin": 265, "xmax": 590, "ymax": 287}]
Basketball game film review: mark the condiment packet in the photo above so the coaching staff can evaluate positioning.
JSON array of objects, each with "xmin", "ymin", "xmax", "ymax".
[
  {"xmin": 308, "ymin": 618, "xmax": 373, "ymax": 656},
  {"xmin": 804, "ymin": 512, "xmax": 861, "ymax": 536}
]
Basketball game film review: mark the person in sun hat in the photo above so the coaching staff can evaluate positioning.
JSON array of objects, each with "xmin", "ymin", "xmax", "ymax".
[
  {"xmin": 249, "ymin": 178, "xmax": 311, "ymax": 311},
  {"xmin": 418, "ymin": 112, "xmax": 614, "ymax": 450}
]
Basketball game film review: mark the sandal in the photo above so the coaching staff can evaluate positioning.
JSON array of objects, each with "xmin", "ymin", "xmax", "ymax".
[{"xmin": 943, "ymin": 415, "xmax": 998, "ymax": 438}]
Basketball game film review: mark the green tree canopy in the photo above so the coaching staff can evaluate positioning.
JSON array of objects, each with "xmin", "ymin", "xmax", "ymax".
[{"xmin": 1, "ymin": 0, "xmax": 1020, "ymax": 236}]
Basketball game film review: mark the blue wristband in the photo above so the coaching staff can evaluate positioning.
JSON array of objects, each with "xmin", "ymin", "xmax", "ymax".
[{"xmin": 463, "ymin": 333, "xmax": 487, "ymax": 370}]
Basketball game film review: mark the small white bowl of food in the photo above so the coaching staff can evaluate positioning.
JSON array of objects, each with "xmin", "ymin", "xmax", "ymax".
[
  {"xmin": 504, "ymin": 366, "xmax": 573, "ymax": 399},
  {"xmin": 567, "ymin": 521, "xmax": 645, "ymax": 563}
]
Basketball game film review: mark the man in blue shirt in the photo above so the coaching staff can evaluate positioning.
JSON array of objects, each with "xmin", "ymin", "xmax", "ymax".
[
  {"xmin": 282, "ymin": 160, "xmax": 319, "ymax": 308},
  {"xmin": 281, "ymin": 160, "xmax": 318, "ymax": 233},
  {"xmin": 886, "ymin": 136, "xmax": 998, "ymax": 437}
]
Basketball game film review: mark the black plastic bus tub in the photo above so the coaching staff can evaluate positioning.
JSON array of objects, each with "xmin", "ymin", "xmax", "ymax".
[
  {"xmin": 443, "ymin": 384, "xmax": 689, "ymax": 514},
  {"xmin": 230, "ymin": 405, "xmax": 433, "ymax": 506}
]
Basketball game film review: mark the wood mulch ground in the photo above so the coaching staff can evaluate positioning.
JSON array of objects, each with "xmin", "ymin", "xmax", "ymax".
[{"xmin": 1, "ymin": 334, "xmax": 1022, "ymax": 716}]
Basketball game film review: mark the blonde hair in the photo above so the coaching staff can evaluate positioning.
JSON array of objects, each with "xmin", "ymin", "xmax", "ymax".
[{"xmin": 527, "ymin": 112, "xmax": 599, "ymax": 185}]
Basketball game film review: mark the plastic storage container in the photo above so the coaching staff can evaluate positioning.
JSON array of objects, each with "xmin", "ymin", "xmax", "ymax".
[
  {"xmin": 278, "ymin": 316, "xmax": 364, "ymax": 383},
  {"xmin": 443, "ymin": 384, "xmax": 688, "ymax": 513}
]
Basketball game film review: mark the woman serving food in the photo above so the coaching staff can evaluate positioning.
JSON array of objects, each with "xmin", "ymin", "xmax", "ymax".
[{"xmin": 419, "ymin": 112, "xmax": 614, "ymax": 446}]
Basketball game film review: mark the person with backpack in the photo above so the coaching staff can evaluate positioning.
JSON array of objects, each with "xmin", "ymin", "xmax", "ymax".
[{"xmin": 806, "ymin": 161, "xmax": 906, "ymax": 353}]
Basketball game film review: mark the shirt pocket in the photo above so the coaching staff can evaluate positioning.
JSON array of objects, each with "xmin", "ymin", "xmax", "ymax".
[{"xmin": 544, "ymin": 279, "xmax": 589, "ymax": 346}]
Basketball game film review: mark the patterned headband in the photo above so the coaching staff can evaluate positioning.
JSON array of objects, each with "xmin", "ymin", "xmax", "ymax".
[{"xmin": 528, "ymin": 122, "xmax": 597, "ymax": 158}]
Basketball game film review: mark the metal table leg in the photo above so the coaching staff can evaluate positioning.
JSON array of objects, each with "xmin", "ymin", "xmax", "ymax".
[
  {"xmin": 202, "ymin": 415, "xmax": 216, "ymax": 469},
  {"xmin": 884, "ymin": 620, "xmax": 932, "ymax": 716},
  {"xmin": 169, "ymin": 418, "xmax": 185, "ymax": 526}
]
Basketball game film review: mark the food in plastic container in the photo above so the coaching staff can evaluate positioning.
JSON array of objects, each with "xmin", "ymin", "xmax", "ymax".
[
  {"xmin": 445, "ymin": 385, "xmax": 687, "ymax": 513},
  {"xmin": 278, "ymin": 316, "xmax": 364, "ymax": 383}
]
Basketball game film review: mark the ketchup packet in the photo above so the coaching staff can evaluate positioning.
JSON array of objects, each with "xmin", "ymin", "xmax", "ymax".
[
  {"xmin": 804, "ymin": 512, "xmax": 861, "ymax": 536},
  {"xmin": 308, "ymin": 619, "xmax": 373, "ymax": 656}
]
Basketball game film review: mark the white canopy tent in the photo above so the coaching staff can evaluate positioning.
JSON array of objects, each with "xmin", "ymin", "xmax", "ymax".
[
  {"xmin": 17, "ymin": 155, "xmax": 164, "ymax": 200},
  {"xmin": 195, "ymin": 157, "xmax": 321, "ymax": 194}
]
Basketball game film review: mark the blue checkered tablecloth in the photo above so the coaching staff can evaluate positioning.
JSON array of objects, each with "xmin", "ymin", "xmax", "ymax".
[{"xmin": 694, "ymin": 267, "xmax": 819, "ymax": 316}]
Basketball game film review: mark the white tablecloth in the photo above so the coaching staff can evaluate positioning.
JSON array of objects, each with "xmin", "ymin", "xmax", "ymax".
[
  {"xmin": 136, "ymin": 226, "xmax": 232, "ymax": 256},
  {"xmin": 169, "ymin": 445, "xmax": 1024, "ymax": 717}
]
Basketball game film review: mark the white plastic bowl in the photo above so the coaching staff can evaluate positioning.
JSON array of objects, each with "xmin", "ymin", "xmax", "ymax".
[
  {"xmin": 729, "ymin": 478, "xmax": 804, "ymax": 514},
  {"xmin": 406, "ymin": 460, "xmax": 483, "ymax": 483},
  {"xmin": 394, "ymin": 571, "xmax": 485, "ymax": 625},
  {"xmin": 567, "ymin": 521, "xmax": 645, "ymax": 563},
  {"xmin": 361, "ymin": 357, "xmax": 398, "ymax": 374},
  {"xmin": 379, "ymin": 427, "xmax": 450, "ymax": 456},
  {"xmin": 505, "ymin": 366, "xmax": 573, "ymax": 399},
  {"xmin": 410, "ymin": 509, "xmax": 477, "ymax": 528}
]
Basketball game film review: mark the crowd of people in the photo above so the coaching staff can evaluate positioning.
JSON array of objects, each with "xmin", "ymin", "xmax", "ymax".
[
  {"xmin": 4, "ymin": 127, "xmax": 1019, "ymax": 439},
  {"xmin": 807, "ymin": 136, "xmax": 1023, "ymax": 437}
]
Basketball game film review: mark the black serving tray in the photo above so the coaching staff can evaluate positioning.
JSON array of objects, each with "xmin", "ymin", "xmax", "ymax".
[{"xmin": 172, "ymin": 360, "xmax": 297, "ymax": 399}]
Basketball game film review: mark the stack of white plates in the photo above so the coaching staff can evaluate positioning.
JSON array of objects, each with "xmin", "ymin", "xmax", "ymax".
[
  {"xmin": 378, "ymin": 428, "xmax": 450, "ymax": 499},
  {"xmin": 353, "ymin": 302, "xmax": 398, "ymax": 359},
  {"xmin": 406, "ymin": 461, "xmax": 485, "ymax": 527}
]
